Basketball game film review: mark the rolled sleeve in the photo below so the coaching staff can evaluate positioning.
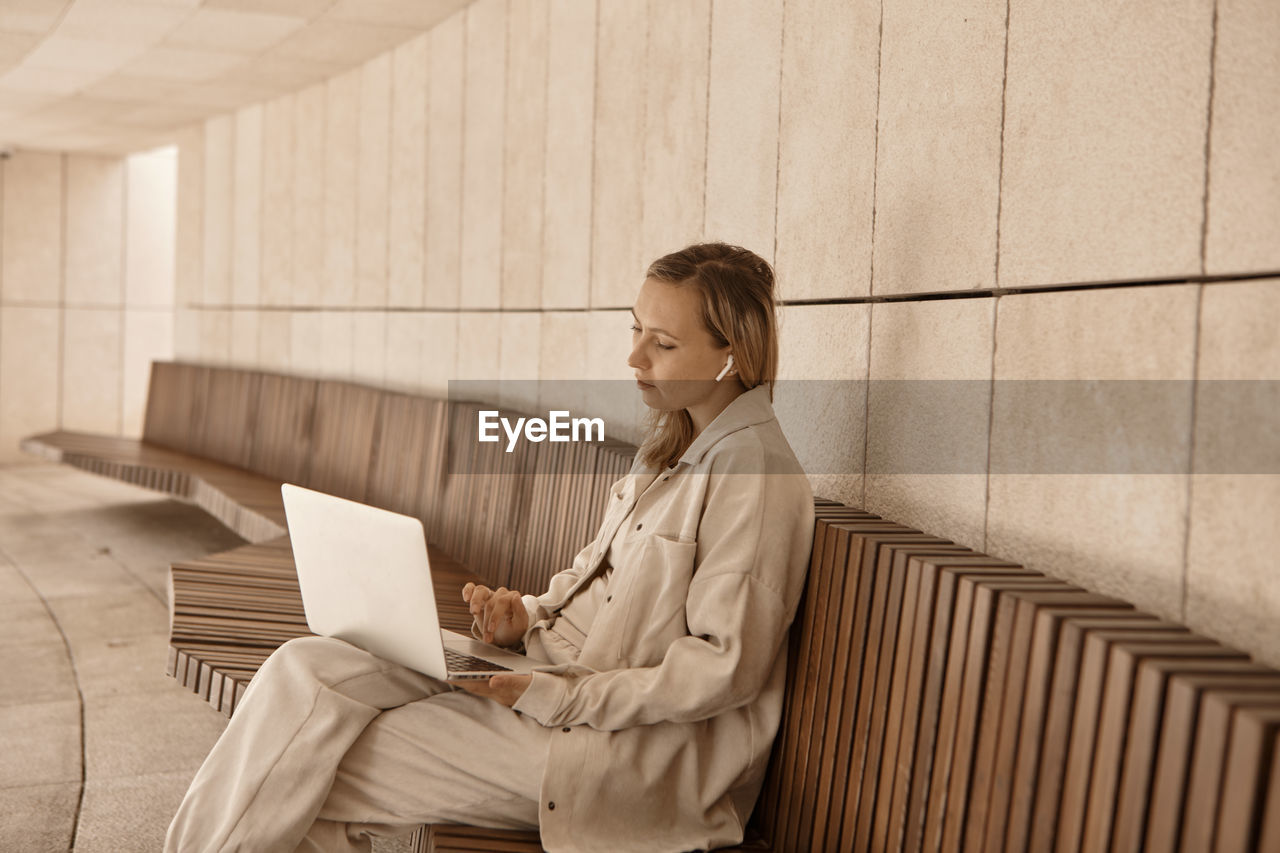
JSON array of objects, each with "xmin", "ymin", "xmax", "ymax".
[{"xmin": 511, "ymin": 668, "xmax": 570, "ymax": 719}]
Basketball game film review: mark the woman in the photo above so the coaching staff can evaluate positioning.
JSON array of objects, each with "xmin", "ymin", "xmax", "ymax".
[{"xmin": 166, "ymin": 242, "xmax": 815, "ymax": 853}]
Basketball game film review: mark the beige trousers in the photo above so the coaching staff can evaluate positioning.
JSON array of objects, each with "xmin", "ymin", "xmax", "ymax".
[{"xmin": 164, "ymin": 636, "xmax": 551, "ymax": 853}]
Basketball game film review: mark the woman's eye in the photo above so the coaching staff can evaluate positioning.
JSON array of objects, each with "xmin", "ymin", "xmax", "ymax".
[{"xmin": 629, "ymin": 323, "xmax": 672, "ymax": 350}]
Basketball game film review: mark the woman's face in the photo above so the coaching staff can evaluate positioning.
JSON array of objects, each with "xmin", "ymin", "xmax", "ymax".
[{"xmin": 628, "ymin": 277, "xmax": 732, "ymax": 413}]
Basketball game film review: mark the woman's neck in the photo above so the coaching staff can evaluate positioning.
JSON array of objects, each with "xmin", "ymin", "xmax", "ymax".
[{"xmin": 687, "ymin": 382, "xmax": 746, "ymax": 439}]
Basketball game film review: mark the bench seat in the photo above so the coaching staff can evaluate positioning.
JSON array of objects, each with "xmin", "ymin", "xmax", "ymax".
[
  {"xmin": 22, "ymin": 429, "xmax": 287, "ymax": 543},
  {"xmin": 166, "ymin": 537, "xmax": 484, "ymax": 717}
]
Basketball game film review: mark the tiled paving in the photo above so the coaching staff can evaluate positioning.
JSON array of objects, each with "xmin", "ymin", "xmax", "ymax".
[
  {"xmin": 0, "ymin": 463, "xmax": 417, "ymax": 852},
  {"xmin": 0, "ymin": 463, "xmax": 243, "ymax": 851}
]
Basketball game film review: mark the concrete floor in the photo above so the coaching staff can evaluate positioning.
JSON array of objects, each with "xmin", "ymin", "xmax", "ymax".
[
  {"xmin": 0, "ymin": 464, "xmax": 417, "ymax": 852},
  {"xmin": 0, "ymin": 463, "xmax": 243, "ymax": 851}
]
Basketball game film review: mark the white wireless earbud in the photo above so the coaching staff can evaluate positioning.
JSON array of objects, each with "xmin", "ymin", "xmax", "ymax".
[{"xmin": 714, "ymin": 354, "xmax": 735, "ymax": 382}]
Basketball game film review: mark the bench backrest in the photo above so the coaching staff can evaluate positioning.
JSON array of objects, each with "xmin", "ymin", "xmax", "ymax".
[
  {"xmin": 142, "ymin": 362, "xmax": 631, "ymax": 592},
  {"xmin": 749, "ymin": 505, "xmax": 1280, "ymax": 853}
]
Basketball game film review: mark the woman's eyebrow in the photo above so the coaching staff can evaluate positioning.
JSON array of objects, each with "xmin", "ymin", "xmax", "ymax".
[{"xmin": 630, "ymin": 309, "xmax": 680, "ymax": 340}]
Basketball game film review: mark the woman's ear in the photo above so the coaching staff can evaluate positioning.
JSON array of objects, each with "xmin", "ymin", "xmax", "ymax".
[{"xmin": 714, "ymin": 353, "xmax": 735, "ymax": 382}]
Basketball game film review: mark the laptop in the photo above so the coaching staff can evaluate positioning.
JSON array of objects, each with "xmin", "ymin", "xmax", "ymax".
[{"xmin": 280, "ymin": 483, "xmax": 545, "ymax": 681}]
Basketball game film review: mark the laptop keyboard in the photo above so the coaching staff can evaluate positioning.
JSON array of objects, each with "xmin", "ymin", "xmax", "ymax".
[{"xmin": 445, "ymin": 647, "xmax": 513, "ymax": 673}]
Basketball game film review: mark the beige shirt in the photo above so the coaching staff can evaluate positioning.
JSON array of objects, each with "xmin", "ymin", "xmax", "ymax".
[
  {"xmin": 511, "ymin": 385, "xmax": 815, "ymax": 853},
  {"xmin": 525, "ymin": 563, "xmax": 610, "ymax": 664},
  {"xmin": 524, "ymin": 495, "xmax": 642, "ymax": 663}
]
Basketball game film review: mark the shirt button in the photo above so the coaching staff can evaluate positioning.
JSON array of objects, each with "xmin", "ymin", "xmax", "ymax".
[
  {"xmin": 548, "ymin": 801, "xmax": 556, "ymax": 811},
  {"xmin": 606, "ymin": 595, "xmax": 612, "ymax": 602},
  {"xmin": 562, "ymin": 726, "xmax": 571, "ymax": 732},
  {"xmin": 636, "ymin": 523, "xmax": 643, "ymax": 530}
]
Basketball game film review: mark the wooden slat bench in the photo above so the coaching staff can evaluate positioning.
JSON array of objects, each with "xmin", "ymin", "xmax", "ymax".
[{"xmin": 24, "ymin": 361, "xmax": 1280, "ymax": 853}]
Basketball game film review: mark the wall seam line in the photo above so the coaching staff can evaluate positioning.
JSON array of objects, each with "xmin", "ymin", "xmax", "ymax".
[
  {"xmin": 419, "ymin": 36, "xmax": 432, "ymax": 312},
  {"xmin": 379, "ymin": 48, "xmax": 398, "ymax": 383},
  {"xmin": 586, "ymin": 0, "xmax": 601, "ymax": 312},
  {"xmin": 350, "ymin": 65, "xmax": 365, "ymax": 375},
  {"xmin": 299, "ymin": 93, "xmax": 321, "ymax": 364},
  {"xmin": 1183, "ymin": 0, "xmax": 1219, "ymax": 623},
  {"xmin": 1180, "ymin": 284, "xmax": 1205, "ymax": 624},
  {"xmin": 862, "ymin": 303, "xmax": 873, "ymax": 510},
  {"xmin": 702, "ymin": 0, "xmax": 713, "ymax": 240},
  {"xmin": 772, "ymin": 0, "xmax": 786, "ymax": 269},
  {"xmin": 57, "ymin": 155, "xmax": 66, "ymax": 430},
  {"xmin": 779, "ymin": 270, "xmax": 1280, "ymax": 305},
  {"xmin": 862, "ymin": 0, "xmax": 886, "ymax": 508},
  {"xmin": 122, "ymin": 268, "xmax": 1280, "ymax": 316},
  {"xmin": 257, "ymin": 99, "xmax": 268, "ymax": 367},
  {"xmin": 226, "ymin": 114, "xmax": 237, "ymax": 364},
  {"xmin": 494, "ymin": 0, "xmax": 509, "ymax": 317},
  {"xmin": 983, "ymin": 297, "xmax": 1000, "ymax": 553},
  {"xmin": 0, "ymin": 155, "xmax": 5, "ymax": 421},
  {"xmin": 382, "ymin": 51, "xmax": 394, "ymax": 323},
  {"xmin": 498, "ymin": 0, "xmax": 513, "ymax": 314},
  {"xmin": 536, "ymin": 0, "xmax": 550, "ymax": 312},
  {"xmin": 1199, "ymin": 0, "xmax": 1221, "ymax": 277},
  {"xmin": 348, "ymin": 64, "xmax": 363, "ymax": 371},
  {"xmin": 866, "ymin": 0, "xmax": 885, "ymax": 299},
  {"xmin": 454, "ymin": 6, "xmax": 468, "ymax": 374},
  {"xmin": 638, "ymin": 0, "xmax": 652, "ymax": 274},
  {"xmin": 993, "ymin": 0, "xmax": 1012, "ymax": 289},
  {"xmin": 982, "ymin": 0, "xmax": 1014, "ymax": 550},
  {"xmin": 118, "ymin": 158, "xmax": 127, "ymax": 435}
]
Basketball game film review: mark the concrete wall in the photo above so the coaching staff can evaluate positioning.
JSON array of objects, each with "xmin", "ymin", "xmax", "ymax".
[
  {"xmin": 0, "ymin": 147, "xmax": 176, "ymax": 457},
  {"xmin": 96, "ymin": 0, "xmax": 1280, "ymax": 664}
]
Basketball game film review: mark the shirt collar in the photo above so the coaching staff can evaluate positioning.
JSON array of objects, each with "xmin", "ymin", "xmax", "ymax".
[{"xmin": 677, "ymin": 383, "xmax": 777, "ymax": 467}]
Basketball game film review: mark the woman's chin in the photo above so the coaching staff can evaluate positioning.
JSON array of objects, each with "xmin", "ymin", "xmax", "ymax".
[{"xmin": 637, "ymin": 387, "xmax": 675, "ymax": 410}]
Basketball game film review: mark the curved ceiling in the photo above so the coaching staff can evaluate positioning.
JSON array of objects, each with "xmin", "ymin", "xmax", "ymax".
[{"xmin": 0, "ymin": 0, "xmax": 473, "ymax": 156}]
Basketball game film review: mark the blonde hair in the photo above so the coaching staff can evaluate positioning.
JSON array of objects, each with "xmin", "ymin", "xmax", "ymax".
[{"xmin": 639, "ymin": 242, "xmax": 779, "ymax": 470}]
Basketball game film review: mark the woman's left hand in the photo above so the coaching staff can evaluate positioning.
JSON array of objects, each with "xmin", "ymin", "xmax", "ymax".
[{"xmin": 457, "ymin": 673, "xmax": 532, "ymax": 707}]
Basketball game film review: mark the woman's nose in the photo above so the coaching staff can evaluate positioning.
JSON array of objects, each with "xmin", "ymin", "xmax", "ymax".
[{"xmin": 627, "ymin": 344, "xmax": 647, "ymax": 370}]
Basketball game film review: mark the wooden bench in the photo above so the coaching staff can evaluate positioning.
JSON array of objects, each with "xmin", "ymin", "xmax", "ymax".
[{"xmin": 24, "ymin": 361, "xmax": 1280, "ymax": 853}]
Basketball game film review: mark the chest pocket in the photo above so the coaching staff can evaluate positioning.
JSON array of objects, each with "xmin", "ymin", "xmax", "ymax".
[{"xmin": 614, "ymin": 534, "xmax": 698, "ymax": 664}]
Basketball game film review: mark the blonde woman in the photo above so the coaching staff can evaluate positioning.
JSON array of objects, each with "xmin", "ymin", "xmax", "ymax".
[{"xmin": 166, "ymin": 242, "xmax": 814, "ymax": 853}]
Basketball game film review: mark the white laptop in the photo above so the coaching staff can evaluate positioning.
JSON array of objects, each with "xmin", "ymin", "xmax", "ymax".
[{"xmin": 280, "ymin": 483, "xmax": 544, "ymax": 680}]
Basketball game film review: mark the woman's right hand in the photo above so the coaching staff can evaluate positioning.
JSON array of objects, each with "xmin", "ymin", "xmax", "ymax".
[{"xmin": 461, "ymin": 583, "xmax": 530, "ymax": 648}]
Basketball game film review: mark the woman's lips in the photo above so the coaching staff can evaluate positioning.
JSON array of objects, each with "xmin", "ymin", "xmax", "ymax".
[{"xmin": 635, "ymin": 379, "xmax": 655, "ymax": 390}]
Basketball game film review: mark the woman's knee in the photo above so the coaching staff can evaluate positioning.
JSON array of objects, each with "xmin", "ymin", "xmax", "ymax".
[
  {"xmin": 255, "ymin": 636, "xmax": 366, "ymax": 685},
  {"xmin": 272, "ymin": 634, "xmax": 343, "ymax": 664}
]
